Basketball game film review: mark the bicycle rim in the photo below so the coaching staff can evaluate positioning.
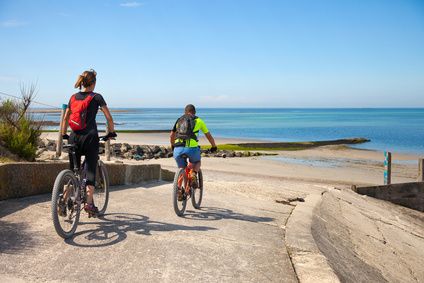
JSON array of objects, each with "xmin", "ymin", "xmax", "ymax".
[
  {"xmin": 51, "ymin": 170, "xmax": 81, "ymax": 239},
  {"xmin": 191, "ymin": 169, "xmax": 203, "ymax": 209},
  {"xmin": 95, "ymin": 160, "xmax": 109, "ymax": 215},
  {"xmin": 173, "ymin": 168, "xmax": 187, "ymax": 216}
]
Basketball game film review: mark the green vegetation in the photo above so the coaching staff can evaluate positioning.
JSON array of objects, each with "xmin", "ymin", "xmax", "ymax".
[
  {"xmin": 201, "ymin": 138, "xmax": 370, "ymax": 151},
  {"xmin": 0, "ymin": 84, "xmax": 41, "ymax": 161}
]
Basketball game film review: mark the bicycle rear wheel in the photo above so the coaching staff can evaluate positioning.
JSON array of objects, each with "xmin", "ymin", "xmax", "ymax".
[
  {"xmin": 173, "ymin": 168, "xmax": 187, "ymax": 216},
  {"xmin": 95, "ymin": 160, "xmax": 109, "ymax": 215},
  {"xmin": 51, "ymin": 169, "xmax": 81, "ymax": 239},
  {"xmin": 191, "ymin": 169, "xmax": 203, "ymax": 209}
]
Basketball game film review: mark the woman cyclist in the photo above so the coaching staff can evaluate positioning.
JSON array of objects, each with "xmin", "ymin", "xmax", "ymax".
[{"xmin": 60, "ymin": 69, "xmax": 117, "ymax": 215}]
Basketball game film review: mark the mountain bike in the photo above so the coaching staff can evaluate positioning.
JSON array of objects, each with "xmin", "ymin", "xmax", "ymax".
[
  {"xmin": 51, "ymin": 135, "xmax": 110, "ymax": 239},
  {"xmin": 172, "ymin": 154, "xmax": 204, "ymax": 217}
]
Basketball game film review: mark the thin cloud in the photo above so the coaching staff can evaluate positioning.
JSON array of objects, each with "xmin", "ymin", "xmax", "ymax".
[
  {"xmin": 0, "ymin": 75, "xmax": 19, "ymax": 82},
  {"xmin": 120, "ymin": 2, "xmax": 143, "ymax": 8},
  {"xmin": 1, "ymin": 20, "xmax": 27, "ymax": 28}
]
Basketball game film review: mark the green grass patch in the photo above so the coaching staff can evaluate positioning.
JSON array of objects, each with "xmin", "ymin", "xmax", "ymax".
[{"xmin": 202, "ymin": 138, "xmax": 370, "ymax": 152}]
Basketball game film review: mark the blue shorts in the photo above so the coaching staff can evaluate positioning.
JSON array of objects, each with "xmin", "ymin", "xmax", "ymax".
[{"xmin": 173, "ymin": 146, "xmax": 201, "ymax": 168}]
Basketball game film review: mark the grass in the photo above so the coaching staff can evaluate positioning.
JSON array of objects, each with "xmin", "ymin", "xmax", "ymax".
[{"xmin": 201, "ymin": 138, "xmax": 370, "ymax": 151}]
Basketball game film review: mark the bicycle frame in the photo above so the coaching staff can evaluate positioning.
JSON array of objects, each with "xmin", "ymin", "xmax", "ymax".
[{"xmin": 63, "ymin": 145, "xmax": 87, "ymax": 207}]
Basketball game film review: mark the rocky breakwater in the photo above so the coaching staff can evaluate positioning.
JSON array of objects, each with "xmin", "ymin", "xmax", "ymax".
[{"xmin": 37, "ymin": 139, "xmax": 268, "ymax": 161}]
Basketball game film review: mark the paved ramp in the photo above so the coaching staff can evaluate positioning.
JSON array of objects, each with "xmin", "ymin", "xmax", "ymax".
[{"xmin": 0, "ymin": 171, "xmax": 299, "ymax": 282}]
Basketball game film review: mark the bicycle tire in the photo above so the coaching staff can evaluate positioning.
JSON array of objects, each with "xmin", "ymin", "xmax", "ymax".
[
  {"xmin": 173, "ymin": 168, "xmax": 187, "ymax": 216},
  {"xmin": 51, "ymin": 169, "xmax": 81, "ymax": 239},
  {"xmin": 95, "ymin": 160, "xmax": 109, "ymax": 215},
  {"xmin": 191, "ymin": 169, "xmax": 203, "ymax": 209}
]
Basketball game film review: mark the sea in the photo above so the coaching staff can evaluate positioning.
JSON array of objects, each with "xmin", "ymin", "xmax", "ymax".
[{"xmin": 35, "ymin": 108, "xmax": 424, "ymax": 155}]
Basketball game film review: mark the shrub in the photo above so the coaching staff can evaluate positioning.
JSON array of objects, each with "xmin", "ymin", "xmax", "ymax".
[{"xmin": 0, "ymin": 84, "xmax": 42, "ymax": 161}]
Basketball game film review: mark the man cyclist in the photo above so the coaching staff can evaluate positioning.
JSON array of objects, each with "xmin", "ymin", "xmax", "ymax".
[{"xmin": 170, "ymin": 104, "xmax": 217, "ymax": 196}]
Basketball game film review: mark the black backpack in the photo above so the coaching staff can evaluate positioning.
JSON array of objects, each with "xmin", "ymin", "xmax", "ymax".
[{"xmin": 175, "ymin": 114, "xmax": 198, "ymax": 142}]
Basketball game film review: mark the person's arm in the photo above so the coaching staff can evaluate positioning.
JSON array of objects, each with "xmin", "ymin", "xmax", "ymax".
[
  {"xmin": 61, "ymin": 108, "xmax": 71, "ymax": 135},
  {"xmin": 205, "ymin": 132, "xmax": 216, "ymax": 147},
  {"xmin": 100, "ymin": 105, "xmax": 115, "ymax": 133},
  {"xmin": 170, "ymin": 131, "xmax": 176, "ymax": 147}
]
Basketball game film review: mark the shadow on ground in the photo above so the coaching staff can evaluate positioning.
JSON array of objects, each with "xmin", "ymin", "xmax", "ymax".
[
  {"xmin": 183, "ymin": 206, "xmax": 275, "ymax": 223},
  {"xmin": 0, "ymin": 220, "xmax": 39, "ymax": 254},
  {"xmin": 0, "ymin": 193, "xmax": 51, "ymax": 218},
  {"xmin": 65, "ymin": 213, "xmax": 217, "ymax": 248}
]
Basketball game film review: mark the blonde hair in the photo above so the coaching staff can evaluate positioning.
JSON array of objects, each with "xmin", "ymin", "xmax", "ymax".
[{"xmin": 74, "ymin": 69, "xmax": 97, "ymax": 89}]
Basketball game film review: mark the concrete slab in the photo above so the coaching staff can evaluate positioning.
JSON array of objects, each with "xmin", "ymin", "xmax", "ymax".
[
  {"xmin": 285, "ymin": 193, "xmax": 340, "ymax": 283},
  {"xmin": 0, "ymin": 170, "xmax": 300, "ymax": 282}
]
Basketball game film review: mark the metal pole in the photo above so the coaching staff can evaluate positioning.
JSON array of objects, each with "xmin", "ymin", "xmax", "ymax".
[
  {"xmin": 418, "ymin": 158, "xmax": 424, "ymax": 182},
  {"xmin": 384, "ymin": 151, "xmax": 391, "ymax": 185},
  {"xmin": 105, "ymin": 123, "xmax": 111, "ymax": 161},
  {"xmin": 56, "ymin": 104, "xmax": 67, "ymax": 158}
]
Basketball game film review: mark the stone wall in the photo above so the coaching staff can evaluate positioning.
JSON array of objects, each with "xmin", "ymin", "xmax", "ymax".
[
  {"xmin": 0, "ymin": 162, "xmax": 163, "ymax": 200},
  {"xmin": 353, "ymin": 182, "xmax": 424, "ymax": 212}
]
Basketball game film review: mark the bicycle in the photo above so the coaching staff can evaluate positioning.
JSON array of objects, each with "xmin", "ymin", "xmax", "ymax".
[
  {"xmin": 172, "ymin": 154, "xmax": 204, "ymax": 217},
  {"xmin": 51, "ymin": 135, "xmax": 111, "ymax": 239}
]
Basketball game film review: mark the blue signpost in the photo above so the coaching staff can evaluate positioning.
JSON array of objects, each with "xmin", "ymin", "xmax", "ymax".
[{"xmin": 384, "ymin": 151, "xmax": 391, "ymax": 185}]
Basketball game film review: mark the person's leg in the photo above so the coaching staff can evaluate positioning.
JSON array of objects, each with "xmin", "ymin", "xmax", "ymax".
[
  {"xmin": 173, "ymin": 146, "xmax": 187, "ymax": 169},
  {"xmin": 187, "ymin": 147, "xmax": 201, "ymax": 186},
  {"xmin": 80, "ymin": 132, "xmax": 99, "ymax": 207}
]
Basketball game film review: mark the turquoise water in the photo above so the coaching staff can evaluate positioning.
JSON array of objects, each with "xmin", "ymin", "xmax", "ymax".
[{"xmin": 37, "ymin": 108, "xmax": 424, "ymax": 155}]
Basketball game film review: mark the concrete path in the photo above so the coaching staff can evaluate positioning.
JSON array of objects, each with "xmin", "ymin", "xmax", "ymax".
[{"xmin": 0, "ymin": 171, "xmax": 312, "ymax": 282}]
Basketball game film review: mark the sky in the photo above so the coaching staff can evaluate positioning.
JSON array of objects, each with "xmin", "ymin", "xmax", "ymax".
[{"xmin": 0, "ymin": 0, "xmax": 423, "ymax": 108}]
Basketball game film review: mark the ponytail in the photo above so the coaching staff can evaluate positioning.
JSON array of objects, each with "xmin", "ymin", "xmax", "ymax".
[
  {"xmin": 74, "ymin": 69, "xmax": 97, "ymax": 89},
  {"xmin": 74, "ymin": 75, "xmax": 84, "ymax": 89}
]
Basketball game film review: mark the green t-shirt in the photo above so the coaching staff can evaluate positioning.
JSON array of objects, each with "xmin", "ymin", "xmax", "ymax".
[{"xmin": 173, "ymin": 116, "xmax": 209, "ymax": 147}]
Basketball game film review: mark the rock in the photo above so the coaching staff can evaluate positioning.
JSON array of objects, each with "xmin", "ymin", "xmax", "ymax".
[
  {"xmin": 235, "ymin": 152, "xmax": 243, "ymax": 157},
  {"xmin": 133, "ymin": 154, "xmax": 142, "ymax": 161},
  {"xmin": 123, "ymin": 152, "xmax": 132, "ymax": 159},
  {"xmin": 166, "ymin": 152, "xmax": 173, "ymax": 158},
  {"xmin": 114, "ymin": 160, "xmax": 124, "ymax": 164},
  {"xmin": 144, "ymin": 153, "xmax": 154, "ymax": 160},
  {"xmin": 113, "ymin": 143, "xmax": 122, "ymax": 152},
  {"xmin": 242, "ymin": 151, "xmax": 251, "ymax": 157},
  {"xmin": 152, "ymin": 145, "xmax": 161, "ymax": 154},
  {"xmin": 120, "ymin": 143, "xmax": 131, "ymax": 153},
  {"xmin": 134, "ymin": 145, "xmax": 144, "ymax": 155},
  {"xmin": 46, "ymin": 141, "xmax": 57, "ymax": 152},
  {"xmin": 37, "ymin": 139, "xmax": 47, "ymax": 148},
  {"xmin": 98, "ymin": 147, "xmax": 105, "ymax": 154},
  {"xmin": 36, "ymin": 148, "xmax": 47, "ymax": 156}
]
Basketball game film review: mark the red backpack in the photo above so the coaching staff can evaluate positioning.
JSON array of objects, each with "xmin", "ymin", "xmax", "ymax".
[{"xmin": 68, "ymin": 92, "xmax": 97, "ymax": 131}]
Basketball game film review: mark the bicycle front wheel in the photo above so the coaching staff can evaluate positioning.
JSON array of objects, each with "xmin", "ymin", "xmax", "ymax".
[
  {"xmin": 173, "ymin": 168, "xmax": 187, "ymax": 216},
  {"xmin": 95, "ymin": 160, "xmax": 109, "ymax": 215},
  {"xmin": 51, "ymin": 169, "xmax": 81, "ymax": 239},
  {"xmin": 191, "ymin": 169, "xmax": 203, "ymax": 209}
]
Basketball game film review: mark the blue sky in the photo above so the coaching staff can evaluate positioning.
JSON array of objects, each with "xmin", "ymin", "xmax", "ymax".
[{"xmin": 0, "ymin": 0, "xmax": 423, "ymax": 108}]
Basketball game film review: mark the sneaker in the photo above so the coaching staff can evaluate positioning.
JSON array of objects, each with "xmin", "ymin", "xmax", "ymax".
[
  {"xmin": 177, "ymin": 188, "xmax": 184, "ymax": 201},
  {"xmin": 57, "ymin": 198, "xmax": 67, "ymax": 217},
  {"xmin": 190, "ymin": 170, "xmax": 198, "ymax": 188},
  {"xmin": 84, "ymin": 203, "xmax": 99, "ymax": 217}
]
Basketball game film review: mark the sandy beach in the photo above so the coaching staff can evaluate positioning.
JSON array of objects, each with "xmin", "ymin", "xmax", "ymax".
[{"xmin": 41, "ymin": 132, "xmax": 423, "ymax": 186}]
